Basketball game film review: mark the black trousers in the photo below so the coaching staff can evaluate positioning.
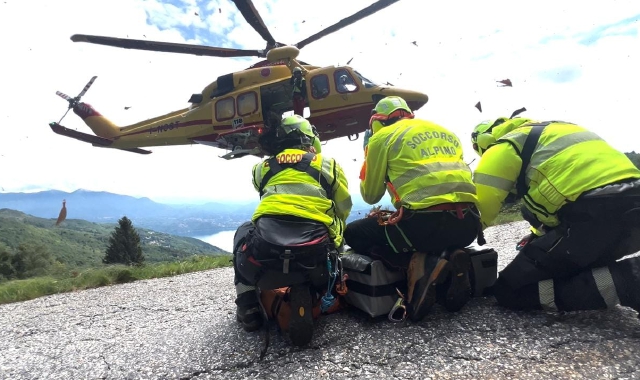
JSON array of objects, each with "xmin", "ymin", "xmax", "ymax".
[
  {"xmin": 343, "ymin": 208, "xmax": 481, "ymax": 270},
  {"xmin": 494, "ymin": 194, "xmax": 640, "ymax": 311},
  {"xmin": 232, "ymin": 221, "xmax": 257, "ymax": 307}
]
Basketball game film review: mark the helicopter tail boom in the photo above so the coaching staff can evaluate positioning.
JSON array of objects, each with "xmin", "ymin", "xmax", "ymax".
[
  {"xmin": 48, "ymin": 122, "xmax": 151, "ymax": 154},
  {"xmin": 72, "ymin": 102, "xmax": 121, "ymax": 139}
]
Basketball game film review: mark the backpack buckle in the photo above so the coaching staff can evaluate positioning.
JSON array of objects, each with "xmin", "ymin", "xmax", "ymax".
[{"xmin": 280, "ymin": 249, "xmax": 295, "ymax": 274}]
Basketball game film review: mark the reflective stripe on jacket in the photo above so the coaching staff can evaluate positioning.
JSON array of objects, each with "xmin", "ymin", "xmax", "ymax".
[
  {"xmin": 474, "ymin": 121, "xmax": 640, "ymax": 228},
  {"xmin": 251, "ymin": 148, "xmax": 352, "ymax": 247},
  {"xmin": 360, "ymin": 118, "xmax": 478, "ymax": 209}
]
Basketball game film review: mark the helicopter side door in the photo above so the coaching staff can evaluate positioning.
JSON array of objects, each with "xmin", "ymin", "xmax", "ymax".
[
  {"xmin": 307, "ymin": 67, "xmax": 365, "ymax": 140},
  {"xmin": 212, "ymin": 89, "xmax": 263, "ymax": 131},
  {"xmin": 211, "ymin": 89, "xmax": 264, "ymax": 152}
]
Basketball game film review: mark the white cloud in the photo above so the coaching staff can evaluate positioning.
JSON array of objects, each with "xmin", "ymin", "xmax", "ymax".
[{"xmin": 1, "ymin": 0, "xmax": 639, "ymax": 204}]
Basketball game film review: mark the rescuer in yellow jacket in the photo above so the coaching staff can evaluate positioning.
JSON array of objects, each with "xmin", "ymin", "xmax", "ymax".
[
  {"xmin": 344, "ymin": 96, "xmax": 483, "ymax": 322},
  {"xmin": 232, "ymin": 114, "xmax": 352, "ymax": 334},
  {"xmin": 471, "ymin": 110, "xmax": 640, "ymax": 314}
]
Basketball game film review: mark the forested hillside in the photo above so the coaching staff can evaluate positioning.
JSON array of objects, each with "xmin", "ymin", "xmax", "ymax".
[{"xmin": 0, "ymin": 209, "xmax": 226, "ymax": 269}]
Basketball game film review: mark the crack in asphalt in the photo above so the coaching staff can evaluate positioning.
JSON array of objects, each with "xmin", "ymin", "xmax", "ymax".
[{"xmin": 179, "ymin": 360, "xmax": 257, "ymax": 379}]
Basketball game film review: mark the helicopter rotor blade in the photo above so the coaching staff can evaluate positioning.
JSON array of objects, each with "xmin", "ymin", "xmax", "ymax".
[
  {"xmin": 56, "ymin": 91, "xmax": 73, "ymax": 101},
  {"xmin": 231, "ymin": 0, "xmax": 277, "ymax": 47},
  {"xmin": 71, "ymin": 34, "xmax": 266, "ymax": 58},
  {"xmin": 77, "ymin": 75, "xmax": 97, "ymax": 98},
  {"xmin": 295, "ymin": 0, "xmax": 401, "ymax": 50}
]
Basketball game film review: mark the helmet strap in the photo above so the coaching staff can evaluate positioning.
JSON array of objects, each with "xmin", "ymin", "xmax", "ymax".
[{"xmin": 369, "ymin": 109, "xmax": 414, "ymax": 129}]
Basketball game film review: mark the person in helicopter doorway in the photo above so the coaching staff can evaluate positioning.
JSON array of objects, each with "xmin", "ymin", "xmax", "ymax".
[
  {"xmin": 470, "ymin": 111, "xmax": 640, "ymax": 315},
  {"xmin": 290, "ymin": 67, "xmax": 307, "ymax": 117},
  {"xmin": 232, "ymin": 114, "xmax": 352, "ymax": 338},
  {"xmin": 343, "ymin": 96, "xmax": 484, "ymax": 322},
  {"xmin": 337, "ymin": 74, "xmax": 356, "ymax": 92}
]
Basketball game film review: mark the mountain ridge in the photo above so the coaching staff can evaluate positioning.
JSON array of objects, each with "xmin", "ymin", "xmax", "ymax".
[{"xmin": 0, "ymin": 189, "xmax": 388, "ymax": 236}]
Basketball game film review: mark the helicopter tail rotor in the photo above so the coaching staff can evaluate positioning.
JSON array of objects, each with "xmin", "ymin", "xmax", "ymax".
[{"xmin": 55, "ymin": 76, "xmax": 97, "ymax": 123}]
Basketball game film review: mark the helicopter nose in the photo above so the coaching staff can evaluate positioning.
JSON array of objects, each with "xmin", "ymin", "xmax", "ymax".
[
  {"xmin": 401, "ymin": 90, "xmax": 429, "ymax": 111},
  {"xmin": 373, "ymin": 89, "xmax": 429, "ymax": 112}
]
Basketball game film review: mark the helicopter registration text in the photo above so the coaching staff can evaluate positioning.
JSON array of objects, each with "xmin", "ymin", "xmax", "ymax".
[{"xmin": 149, "ymin": 121, "xmax": 179, "ymax": 134}]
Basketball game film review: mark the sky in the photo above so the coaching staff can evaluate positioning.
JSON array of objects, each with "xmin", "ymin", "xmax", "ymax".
[{"xmin": 1, "ymin": 0, "xmax": 639, "ymax": 205}]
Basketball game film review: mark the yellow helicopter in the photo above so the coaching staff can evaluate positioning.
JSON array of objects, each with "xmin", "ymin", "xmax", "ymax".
[{"xmin": 49, "ymin": 0, "xmax": 429, "ymax": 160}]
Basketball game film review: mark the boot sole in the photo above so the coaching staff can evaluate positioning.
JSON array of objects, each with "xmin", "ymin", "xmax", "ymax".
[
  {"xmin": 444, "ymin": 250, "xmax": 471, "ymax": 312},
  {"xmin": 410, "ymin": 258, "xmax": 450, "ymax": 321},
  {"xmin": 288, "ymin": 285, "xmax": 314, "ymax": 346}
]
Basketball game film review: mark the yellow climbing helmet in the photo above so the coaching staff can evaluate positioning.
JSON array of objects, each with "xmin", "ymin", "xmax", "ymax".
[
  {"xmin": 369, "ymin": 96, "xmax": 414, "ymax": 134},
  {"xmin": 278, "ymin": 114, "xmax": 321, "ymax": 153},
  {"xmin": 471, "ymin": 107, "xmax": 528, "ymax": 156},
  {"xmin": 471, "ymin": 118, "xmax": 508, "ymax": 156}
]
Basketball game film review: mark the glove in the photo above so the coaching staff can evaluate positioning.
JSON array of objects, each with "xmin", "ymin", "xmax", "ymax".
[
  {"xmin": 515, "ymin": 232, "xmax": 539, "ymax": 251},
  {"xmin": 363, "ymin": 129, "xmax": 372, "ymax": 150}
]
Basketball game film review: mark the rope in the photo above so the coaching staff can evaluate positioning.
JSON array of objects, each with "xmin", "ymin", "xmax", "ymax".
[
  {"xmin": 320, "ymin": 255, "xmax": 339, "ymax": 313},
  {"xmin": 368, "ymin": 207, "xmax": 404, "ymax": 226}
]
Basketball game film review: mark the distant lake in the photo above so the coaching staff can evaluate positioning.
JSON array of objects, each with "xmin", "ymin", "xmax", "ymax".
[{"xmin": 194, "ymin": 230, "xmax": 236, "ymax": 253}]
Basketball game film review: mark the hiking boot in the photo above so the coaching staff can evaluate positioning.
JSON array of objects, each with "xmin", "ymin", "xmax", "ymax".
[
  {"xmin": 236, "ymin": 304, "xmax": 263, "ymax": 332},
  {"xmin": 406, "ymin": 252, "xmax": 451, "ymax": 322},
  {"xmin": 609, "ymin": 256, "xmax": 640, "ymax": 318},
  {"xmin": 441, "ymin": 249, "xmax": 472, "ymax": 312},
  {"xmin": 288, "ymin": 284, "xmax": 314, "ymax": 346}
]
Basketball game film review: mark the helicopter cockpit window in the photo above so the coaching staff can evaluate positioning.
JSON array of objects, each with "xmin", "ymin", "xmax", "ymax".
[
  {"xmin": 353, "ymin": 70, "xmax": 379, "ymax": 89},
  {"xmin": 334, "ymin": 70, "xmax": 358, "ymax": 93},
  {"xmin": 215, "ymin": 97, "xmax": 236, "ymax": 121},
  {"xmin": 237, "ymin": 91, "xmax": 258, "ymax": 116},
  {"xmin": 311, "ymin": 75, "xmax": 329, "ymax": 99}
]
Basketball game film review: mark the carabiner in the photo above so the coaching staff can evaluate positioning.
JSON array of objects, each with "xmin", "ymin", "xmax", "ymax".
[{"xmin": 388, "ymin": 288, "xmax": 407, "ymax": 323}]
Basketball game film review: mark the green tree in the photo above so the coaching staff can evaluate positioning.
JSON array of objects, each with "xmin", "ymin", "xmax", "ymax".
[
  {"xmin": 0, "ymin": 243, "xmax": 15, "ymax": 280},
  {"xmin": 10, "ymin": 243, "xmax": 55, "ymax": 279},
  {"xmin": 103, "ymin": 216, "xmax": 145, "ymax": 266}
]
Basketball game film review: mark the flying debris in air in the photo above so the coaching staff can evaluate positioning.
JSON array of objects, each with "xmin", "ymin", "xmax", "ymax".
[
  {"xmin": 475, "ymin": 101, "xmax": 482, "ymax": 113},
  {"xmin": 195, "ymin": 11, "xmax": 199, "ymax": 16},
  {"xmin": 509, "ymin": 107, "xmax": 527, "ymax": 119},
  {"xmin": 55, "ymin": 200, "xmax": 67, "ymax": 226},
  {"xmin": 346, "ymin": 57, "xmax": 354, "ymax": 65},
  {"xmin": 497, "ymin": 79, "xmax": 513, "ymax": 87},
  {"xmin": 302, "ymin": 20, "xmax": 306, "ymax": 23},
  {"xmin": 124, "ymin": 106, "xmax": 132, "ymax": 110},
  {"xmin": 411, "ymin": 41, "xmax": 418, "ymax": 46},
  {"xmin": 219, "ymin": 8, "xmax": 221, "ymax": 13}
]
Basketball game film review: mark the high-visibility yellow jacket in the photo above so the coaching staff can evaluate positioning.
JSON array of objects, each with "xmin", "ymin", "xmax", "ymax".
[
  {"xmin": 251, "ymin": 148, "xmax": 352, "ymax": 247},
  {"xmin": 360, "ymin": 118, "xmax": 478, "ymax": 209},
  {"xmin": 474, "ymin": 119, "xmax": 640, "ymax": 230}
]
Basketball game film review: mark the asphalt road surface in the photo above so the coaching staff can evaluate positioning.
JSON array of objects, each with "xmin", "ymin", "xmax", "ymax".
[{"xmin": 2, "ymin": 220, "xmax": 640, "ymax": 380}]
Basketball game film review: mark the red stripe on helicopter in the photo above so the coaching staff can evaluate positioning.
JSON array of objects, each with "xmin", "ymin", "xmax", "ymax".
[
  {"xmin": 311, "ymin": 101, "xmax": 372, "ymax": 113},
  {"xmin": 120, "ymin": 119, "xmax": 213, "ymax": 137}
]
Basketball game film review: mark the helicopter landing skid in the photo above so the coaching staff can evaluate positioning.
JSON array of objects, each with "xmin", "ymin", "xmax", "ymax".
[{"xmin": 219, "ymin": 147, "xmax": 264, "ymax": 160}]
